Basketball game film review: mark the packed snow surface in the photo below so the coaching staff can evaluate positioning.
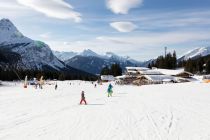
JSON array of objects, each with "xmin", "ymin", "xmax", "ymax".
[{"xmin": 0, "ymin": 81, "xmax": 210, "ymax": 140}]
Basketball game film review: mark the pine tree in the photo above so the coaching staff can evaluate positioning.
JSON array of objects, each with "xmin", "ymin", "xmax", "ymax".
[
  {"xmin": 100, "ymin": 66, "xmax": 110, "ymax": 75},
  {"xmin": 110, "ymin": 64, "xmax": 122, "ymax": 76},
  {"xmin": 206, "ymin": 60, "xmax": 210, "ymax": 74},
  {"xmin": 148, "ymin": 63, "xmax": 152, "ymax": 69}
]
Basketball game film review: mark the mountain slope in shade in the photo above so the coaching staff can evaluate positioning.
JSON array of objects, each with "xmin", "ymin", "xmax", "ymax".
[
  {"xmin": 65, "ymin": 56, "xmax": 109, "ymax": 74},
  {"xmin": 0, "ymin": 18, "xmax": 65, "ymax": 71},
  {"xmin": 54, "ymin": 49, "xmax": 146, "ymax": 74},
  {"xmin": 179, "ymin": 47, "xmax": 210, "ymax": 61},
  {"xmin": 0, "ymin": 18, "xmax": 96, "ymax": 79},
  {"xmin": 65, "ymin": 55, "xmax": 143, "ymax": 74},
  {"xmin": 54, "ymin": 49, "xmax": 143, "ymax": 63}
]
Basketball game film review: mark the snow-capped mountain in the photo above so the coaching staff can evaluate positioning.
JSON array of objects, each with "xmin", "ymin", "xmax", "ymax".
[
  {"xmin": 63, "ymin": 50, "xmax": 144, "ymax": 74},
  {"xmin": 54, "ymin": 49, "xmax": 143, "ymax": 64},
  {"xmin": 0, "ymin": 18, "xmax": 65, "ymax": 71},
  {"xmin": 53, "ymin": 51, "xmax": 77, "ymax": 61},
  {"xmin": 179, "ymin": 47, "xmax": 210, "ymax": 61},
  {"xmin": 54, "ymin": 49, "xmax": 150, "ymax": 74},
  {"xmin": 79, "ymin": 49, "xmax": 101, "ymax": 57},
  {"xmin": 104, "ymin": 52, "xmax": 138, "ymax": 63},
  {"xmin": 0, "ymin": 18, "xmax": 96, "ymax": 79},
  {"xmin": 65, "ymin": 55, "xmax": 137, "ymax": 74},
  {"xmin": 0, "ymin": 19, "xmax": 31, "ymax": 44},
  {"xmin": 53, "ymin": 49, "xmax": 101, "ymax": 61}
]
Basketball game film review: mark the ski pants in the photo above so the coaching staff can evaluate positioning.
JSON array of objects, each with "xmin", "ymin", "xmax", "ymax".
[
  {"xmin": 108, "ymin": 92, "xmax": 112, "ymax": 97},
  {"xmin": 80, "ymin": 99, "xmax": 87, "ymax": 104}
]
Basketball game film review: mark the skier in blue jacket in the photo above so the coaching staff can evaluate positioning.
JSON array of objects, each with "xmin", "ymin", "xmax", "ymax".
[{"xmin": 107, "ymin": 83, "xmax": 113, "ymax": 97}]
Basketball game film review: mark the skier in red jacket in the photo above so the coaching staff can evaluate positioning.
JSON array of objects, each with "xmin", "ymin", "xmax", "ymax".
[{"xmin": 80, "ymin": 91, "xmax": 87, "ymax": 105}]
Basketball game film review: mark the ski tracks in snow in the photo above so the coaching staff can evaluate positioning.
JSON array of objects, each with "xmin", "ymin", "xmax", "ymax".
[{"xmin": 1, "ymin": 82, "xmax": 210, "ymax": 140}]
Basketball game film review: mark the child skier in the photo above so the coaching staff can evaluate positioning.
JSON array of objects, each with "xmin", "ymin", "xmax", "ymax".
[
  {"xmin": 80, "ymin": 91, "xmax": 87, "ymax": 105},
  {"xmin": 107, "ymin": 83, "xmax": 113, "ymax": 97}
]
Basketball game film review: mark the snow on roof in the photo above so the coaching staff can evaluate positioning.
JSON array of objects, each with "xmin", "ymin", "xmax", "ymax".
[
  {"xmin": 126, "ymin": 67, "xmax": 149, "ymax": 71},
  {"xmin": 116, "ymin": 75, "xmax": 127, "ymax": 79},
  {"xmin": 101, "ymin": 75, "xmax": 115, "ymax": 81},
  {"xmin": 144, "ymin": 75, "xmax": 176, "ymax": 82},
  {"xmin": 127, "ymin": 70, "xmax": 139, "ymax": 73},
  {"xmin": 139, "ymin": 70, "xmax": 163, "ymax": 75},
  {"xmin": 155, "ymin": 68, "xmax": 187, "ymax": 76}
]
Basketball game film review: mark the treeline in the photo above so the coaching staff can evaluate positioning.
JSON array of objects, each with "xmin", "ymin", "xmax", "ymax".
[
  {"xmin": 0, "ymin": 69, "xmax": 97, "ymax": 81},
  {"xmin": 100, "ymin": 64, "xmax": 122, "ymax": 77},
  {"xmin": 148, "ymin": 49, "xmax": 210, "ymax": 74},
  {"xmin": 0, "ymin": 48, "xmax": 97, "ymax": 81},
  {"xmin": 148, "ymin": 51, "xmax": 177, "ymax": 69},
  {"xmin": 179, "ymin": 55, "xmax": 210, "ymax": 74}
]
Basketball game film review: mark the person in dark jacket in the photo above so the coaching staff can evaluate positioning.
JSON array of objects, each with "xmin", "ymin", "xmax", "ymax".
[
  {"xmin": 80, "ymin": 91, "xmax": 87, "ymax": 105},
  {"xmin": 55, "ymin": 83, "xmax": 58, "ymax": 90}
]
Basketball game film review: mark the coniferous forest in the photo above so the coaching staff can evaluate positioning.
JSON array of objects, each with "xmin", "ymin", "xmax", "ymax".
[
  {"xmin": 100, "ymin": 64, "xmax": 122, "ymax": 77},
  {"xmin": 0, "ymin": 49, "xmax": 97, "ymax": 81},
  {"xmin": 148, "ymin": 51, "xmax": 177, "ymax": 70},
  {"xmin": 148, "ymin": 50, "xmax": 210, "ymax": 74}
]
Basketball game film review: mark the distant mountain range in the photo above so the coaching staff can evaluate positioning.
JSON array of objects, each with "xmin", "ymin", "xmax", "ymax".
[
  {"xmin": 53, "ymin": 44, "xmax": 210, "ymax": 74},
  {"xmin": 60, "ymin": 46, "xmax": 210, "ymax": 75},
  {"xmin": 1, "ymin": 18, "xmax": 209, "ymax": 77},
  {"xmin": 53, "ymin": 49, "xmax": 148, "ymax": 74},
  {"xmin": 54, "ymin": 49, "xmax": 141, "ymax": 62},
  {"xmin": 0, "ymin": 18, "xmax": 95, "ymax": 79}
]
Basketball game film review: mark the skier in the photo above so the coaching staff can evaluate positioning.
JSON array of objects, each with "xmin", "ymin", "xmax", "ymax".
[
  {"xmin": 94, "ymin": 84, "xmax": 97, "ymax": 88},
  {"xmin": 55, "ymin": 83, "xmax": 58, "ymax": 90},
  {"xmin": 107, "ymin": 83, "xmax": 113, "ymax": 97},
  {"xmin": 80, "ymin": 91, "xmax": 87, "ymax": 105}
]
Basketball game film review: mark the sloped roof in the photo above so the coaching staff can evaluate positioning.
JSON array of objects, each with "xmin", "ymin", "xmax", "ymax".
[
  {"xmin": 101, "ymin": 75, "xmax": 115, "ymax": 81},
  {"xmin": 127, "ymin": 70, "xmax": 139, "ymax": 73},
  {"xmin": 155, "ymin": 68, "xmax": 193, "ymax": 76},
  {"xmin": 139, "ymin": 70, "xmax": 163, "ymax": 75},
  {"xmin": 126, "ymin": 67, "xmax": 149, "ymax": 71},
  {"xmin": 143, "ymin": 75, "xmax": 176, "ymax": 82}
]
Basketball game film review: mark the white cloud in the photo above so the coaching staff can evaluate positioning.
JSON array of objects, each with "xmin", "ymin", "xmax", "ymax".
[
  {"xmin": 110, "ymin": 22, "xmax": 138, "ymax": 32},
  {"xmin": 39, "ymin": 32, "xmax": 52, "ymax": 39},
  {"xmin": 17, "ymin": 0, "xmax": 82, "ymax": 22},
  {"xmin": 106, "ymin": 0, "xmax": 143, "ymax": 14},
  {"xmin": 97, "ymin": 31, "xmax": 210, "ymax": 46},
  {"xmin": 47, "ymin": 30, "xmax": 210, "ymax": 60},
  {"xmin": 0, "ymin": 1, "xmax": 30, "ymax": 18}
]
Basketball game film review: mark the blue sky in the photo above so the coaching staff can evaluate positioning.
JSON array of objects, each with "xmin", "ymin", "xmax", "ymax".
[{"xmin": 0, "ymin": 0, "xmax": 210, "ymax": 61}]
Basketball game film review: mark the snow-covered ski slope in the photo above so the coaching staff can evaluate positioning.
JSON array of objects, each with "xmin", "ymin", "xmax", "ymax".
[{"xmin": 0, "ymin": 81, "xmax": 210, "ymax": 140}]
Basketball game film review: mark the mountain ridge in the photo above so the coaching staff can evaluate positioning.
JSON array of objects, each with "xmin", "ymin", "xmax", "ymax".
[
  {"xmin": 179, "ymin": 46, "xmax": 210, "ymax": 61},
  {"xmin": 0, "ymin": 18, "xmax": 96, "ymax": 80}
]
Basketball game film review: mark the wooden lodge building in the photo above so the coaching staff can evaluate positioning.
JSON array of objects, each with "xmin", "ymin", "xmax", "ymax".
[{"xmin": 116, "ymin": 67, "xmax": 193, "ymax": 86}]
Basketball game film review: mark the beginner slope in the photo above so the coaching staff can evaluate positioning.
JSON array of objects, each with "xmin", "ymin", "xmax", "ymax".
[{"xmin": 0, "ymin": 81, "xmax": 210, "ymax": 140}]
